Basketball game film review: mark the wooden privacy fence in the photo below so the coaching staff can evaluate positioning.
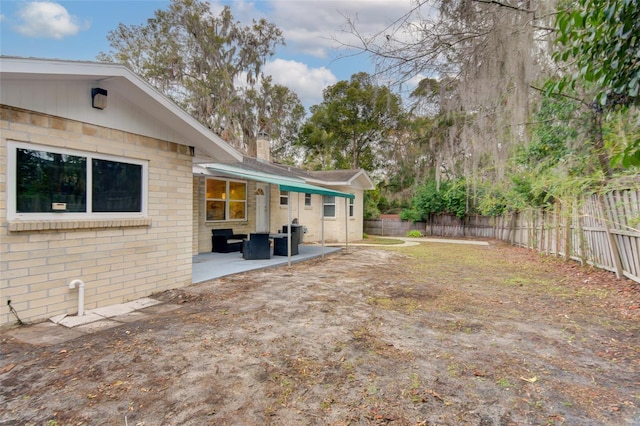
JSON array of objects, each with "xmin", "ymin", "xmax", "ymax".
[
  {"xmin": 365, "ymin": 214, "xmax": 495, "ymax": 238},
  {"xmin": 365, "ymin": 187, "xmax": 640, "ymax": 284}
]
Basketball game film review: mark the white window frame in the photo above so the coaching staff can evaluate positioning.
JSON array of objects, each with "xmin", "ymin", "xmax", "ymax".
[
  {"xmin": 323, "ymin": 195, "xmax": 336, "ymax": 218},
  {"xmin": 304, "ymin": 193, "xmax": 312, "ymax": 207},
  {"xmin": 205, "ymin": 178, "xmax": 247, "ymax": 222},
  {"xmin": 7, "ymin": 141, "xmax": 148, "ymax": 220},
  {"xmin": 280, "ymin": 190, "xmax": 289, "ymax": 206},
  {"xmin": 349, "ymin": 197, "xmax": 355, "ymax": 217}
]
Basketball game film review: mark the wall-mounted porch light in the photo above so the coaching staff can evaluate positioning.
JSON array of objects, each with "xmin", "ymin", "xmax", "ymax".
[{"xmin": 91, "ymin": 88, "xmax": 108, "ymax": 110}]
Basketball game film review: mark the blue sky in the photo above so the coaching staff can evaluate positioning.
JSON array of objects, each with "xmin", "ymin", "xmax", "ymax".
[{"xmin": 0, "ymin": 0, "xmax": 420, "ymax": 109}]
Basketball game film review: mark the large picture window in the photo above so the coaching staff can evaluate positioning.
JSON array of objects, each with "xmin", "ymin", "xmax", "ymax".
[
  {"xmin": 8, "ymin": 142, "xmax": 147, "ymax": 219},
  {"xmin": 92, "ymin": 159, "xmax": 142, "ymax": 212},
  {"xmin": 205, "ymin": 178, "xmax": 247, "ymax": 221}
]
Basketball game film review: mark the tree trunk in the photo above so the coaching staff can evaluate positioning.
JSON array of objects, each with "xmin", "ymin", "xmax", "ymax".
[{"xmin": 591, "ymin": 107, "xmax": 611, "ymax": 177}]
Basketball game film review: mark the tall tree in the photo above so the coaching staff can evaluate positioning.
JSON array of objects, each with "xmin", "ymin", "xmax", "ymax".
[
  {"xmin": 255, "ymin": 77, "xmax": 306, "ymax": 163},
  {"xmin": 553, "ymin": 0, "xmax": 639, "ymax": 108},
  {"xmin": 98, "ymin": 0, "xmax": 303, "ymax": 156},
  {"xmin": 550, "ymin": 0, "xmax": 640, "ymax": 167},
  {"xmin": 297, "ymin": 72, "xmax": 405, "ymax": 172},
  {"xmin": 341, "ymin": 0, "xmax": 556, "ymax": 182}
]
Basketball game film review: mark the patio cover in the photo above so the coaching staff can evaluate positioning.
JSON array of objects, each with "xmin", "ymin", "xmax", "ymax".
[
  {"xmin": 201, "ymin": 163, "xmax": 355, "ymax": 200},
  {"xmin": 201, "ymin": 163, "xmax": 354, "ymax": 265}
]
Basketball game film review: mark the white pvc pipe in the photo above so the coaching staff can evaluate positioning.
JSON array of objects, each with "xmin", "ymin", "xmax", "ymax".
[
  {"xmin": 345, "ymin": 198, "xmax": 349, "ymax": 253},
  {"xmin": 287, "ymin": 198, "xmax": 292, "ymax": 267},
  {"xmin": 68, "ymin": 279, "xmax": 85, "ymax": 316}
]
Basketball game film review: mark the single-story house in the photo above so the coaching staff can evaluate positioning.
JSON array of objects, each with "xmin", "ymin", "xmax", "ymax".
[
  {"xmin": 0, "ymin": 56, "xmax": 373, "ymax": 327},
  {"xmin": 193, "ymin": 144, "xmax": 375, "ymax": 254}
]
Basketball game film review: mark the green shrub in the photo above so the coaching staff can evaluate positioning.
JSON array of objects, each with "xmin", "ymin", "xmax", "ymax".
[
  {"xmin": 406, "ymin": 178, "xmax": 469, "ymax": 220},
  {"xmin": 400, "ymin": 208, "xmax": 423, "ymax": 222},
  {"xmin": 406, "ymin": 230, "xmax": 423, "ymax": 238},
  {"xmin": 364, "ymin": 191, "xmax": 381, "ymax": 219}
]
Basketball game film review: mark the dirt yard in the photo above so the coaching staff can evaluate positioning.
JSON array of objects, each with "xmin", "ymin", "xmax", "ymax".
[{"xmin": 1, "ymin": 240, "xmax": 639, "ymax": 425}]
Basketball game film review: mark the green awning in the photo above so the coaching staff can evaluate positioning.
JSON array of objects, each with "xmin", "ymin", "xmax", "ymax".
[
  {"xmin": 202, "ymin": 163, "xmax": 355, "ymax": 199},
  {"xmin": 279, "ymin": 181, "xmax": 354, "ymax": 199}
]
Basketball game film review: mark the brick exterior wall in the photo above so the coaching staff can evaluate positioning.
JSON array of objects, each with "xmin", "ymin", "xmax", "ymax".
[
  {"xmin": 1, "ymin": 106, "xmax": 194, "ymax": 327},
  {"xmin": 192, "ymin": 177, "xmax": 365, "ymax": 251},
  {"xmin": 193, "ymin": 176, "xmax": 255, "ymax": 253},
  {"xmin": 269, "ymin": 187, "xmax": 364, "ymax": 243}
]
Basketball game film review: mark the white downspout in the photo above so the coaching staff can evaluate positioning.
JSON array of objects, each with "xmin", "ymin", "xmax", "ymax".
[{"xmin": 68, "ymin": 279, "xmax": 85, "ymax": 316}]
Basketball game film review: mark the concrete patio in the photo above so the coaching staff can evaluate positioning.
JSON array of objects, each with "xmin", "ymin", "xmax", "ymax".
[{"xmin": 192, "ymin": 244, "xmax": 343, "ymax": 284}]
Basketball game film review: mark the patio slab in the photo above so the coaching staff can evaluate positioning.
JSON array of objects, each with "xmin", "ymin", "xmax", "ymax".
[
  {"xmin": 192, "ymin": 244, "xmax": 342, "ymax": 284},
  {"xmin": 4, "ymin": 321, "xmax": 86, "ymax": 346}
]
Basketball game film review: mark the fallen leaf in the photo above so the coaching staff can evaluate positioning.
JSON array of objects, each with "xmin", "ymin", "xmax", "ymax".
[
  {"xmin": 520, "ymin": 376, "xmax": 538, "ymax": 383},
  {"xmin": 425, "ymin": 389, "xmax": 443, "ymax": 401},
  {"xmin": 0, "ymin": 363, "xmax": 16, "ymax": 374}
]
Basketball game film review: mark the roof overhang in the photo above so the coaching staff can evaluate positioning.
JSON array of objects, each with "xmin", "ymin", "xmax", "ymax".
[
  {"xmin": 197, "ymin": 163, "xmax": 355, "ymax": 199},
  {"xmin": 0, "ymin": 56, "xmax": 242, "ymax": 163},
  {"xmin": 306, "ymin": 169, "xmax": 376, "ymax": 190}
]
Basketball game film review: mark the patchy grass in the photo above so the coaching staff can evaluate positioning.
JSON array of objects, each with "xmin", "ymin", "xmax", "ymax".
[
  {"xmin": 360, "ymin": 235, "xmax": 405, "ymax": 245},
  {"xmin": 1, "ymin": 241, "xmax": 639, "ymax": 425}
]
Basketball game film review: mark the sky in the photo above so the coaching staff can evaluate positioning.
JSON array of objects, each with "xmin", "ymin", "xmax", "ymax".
[{"xmin": 0, "ymin": 0, "xmax": 421, "ymax": 109}]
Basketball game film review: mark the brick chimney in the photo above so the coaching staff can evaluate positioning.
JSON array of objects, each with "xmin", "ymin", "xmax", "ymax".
[{"xmin": 256, "ymin": 132, "xmax": 271, "ymax": 162}]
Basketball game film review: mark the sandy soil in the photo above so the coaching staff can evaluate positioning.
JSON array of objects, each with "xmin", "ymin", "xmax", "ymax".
[{"xmin": 1, "ymin": 241, "xmax": 639, "ymax": 425}]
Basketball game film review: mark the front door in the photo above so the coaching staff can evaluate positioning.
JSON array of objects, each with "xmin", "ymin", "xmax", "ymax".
[{"xmin": 255, "ymin": 182, "xmax": 270, "ymax": 232}]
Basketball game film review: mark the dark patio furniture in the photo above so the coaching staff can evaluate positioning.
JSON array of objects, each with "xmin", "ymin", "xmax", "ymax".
[
  {"xmin": 281, "ymin": 224, "xmax": 304, "ymax": 247},
  {"xmin": 273, "ymin": 235, "xmax": 299, "ymax": 256},
  {"xmin": 242, "ymin": 232, "xmax": 271, "ymax": 260},
  {"xmin": 211, "ymin": 228, "xmax": 247, "ymax": 253}
]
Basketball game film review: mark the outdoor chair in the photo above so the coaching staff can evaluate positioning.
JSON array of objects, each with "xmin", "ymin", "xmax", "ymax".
[
  {"xmin": 242, "ymin": 232, "xmax": 271, "ymax": 260},
  {"xmin": 211, "ymin": 228, "xmax": 247, "ymax": 253},
  {"xmin": 273, "ymin": 235, "xmax": 299, "ymax": 256}
]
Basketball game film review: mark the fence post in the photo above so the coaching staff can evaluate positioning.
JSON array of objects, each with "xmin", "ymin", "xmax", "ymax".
[
  {"xmin": 528, "ymin": 209, "xmax": 535, "ymax": 250},
  {"xmin": 554, "ymin": 202, "xmax": 560, "ymax": 257},
  {"xmin": 492, "ymin": 215, "xmax": 497, "ymax": 240},
  {"xmin": 564, "ymin": 200, "xmax": 572, "ymax": 261},
  {"xmin": 599, "ymin": 193, "xmax": 624, "ymax": 279},
  {"xmin": 577, "ymin": 198, "xmax": 586, "ymax": 265},
  {"xmin": 544, "ymin": 209, "xmax": 550, "ymax": 255},
  {"xmin": 509, "ymin": 212, "xmax": 515, "ymax": 245}
]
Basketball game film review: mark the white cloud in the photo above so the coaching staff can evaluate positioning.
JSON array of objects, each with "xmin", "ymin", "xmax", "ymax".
[
  {"xmin": 210, "ymin": 1, "xmax": 423, "ymax": 106},
  {"xmin": 211, "ymin": 1, "xmax": 419, "ymax": 104},
  {"xmin": 264, "ymin": 58, "xmax": 337, "ymax": 107},
  {"xmin": 407, "ymin": 73, "xmax": 428, "ymax": 88},
  {"xmin": 266, "ymin": 1, "xmax": 416, "ymax": 59},
  {"xmin": 15, "ymin": 1, "xmax": 87, "ymax": 39},
  {"xmin": 211, "ymin": 1, "xmax": 414, "ymax": 60}
]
